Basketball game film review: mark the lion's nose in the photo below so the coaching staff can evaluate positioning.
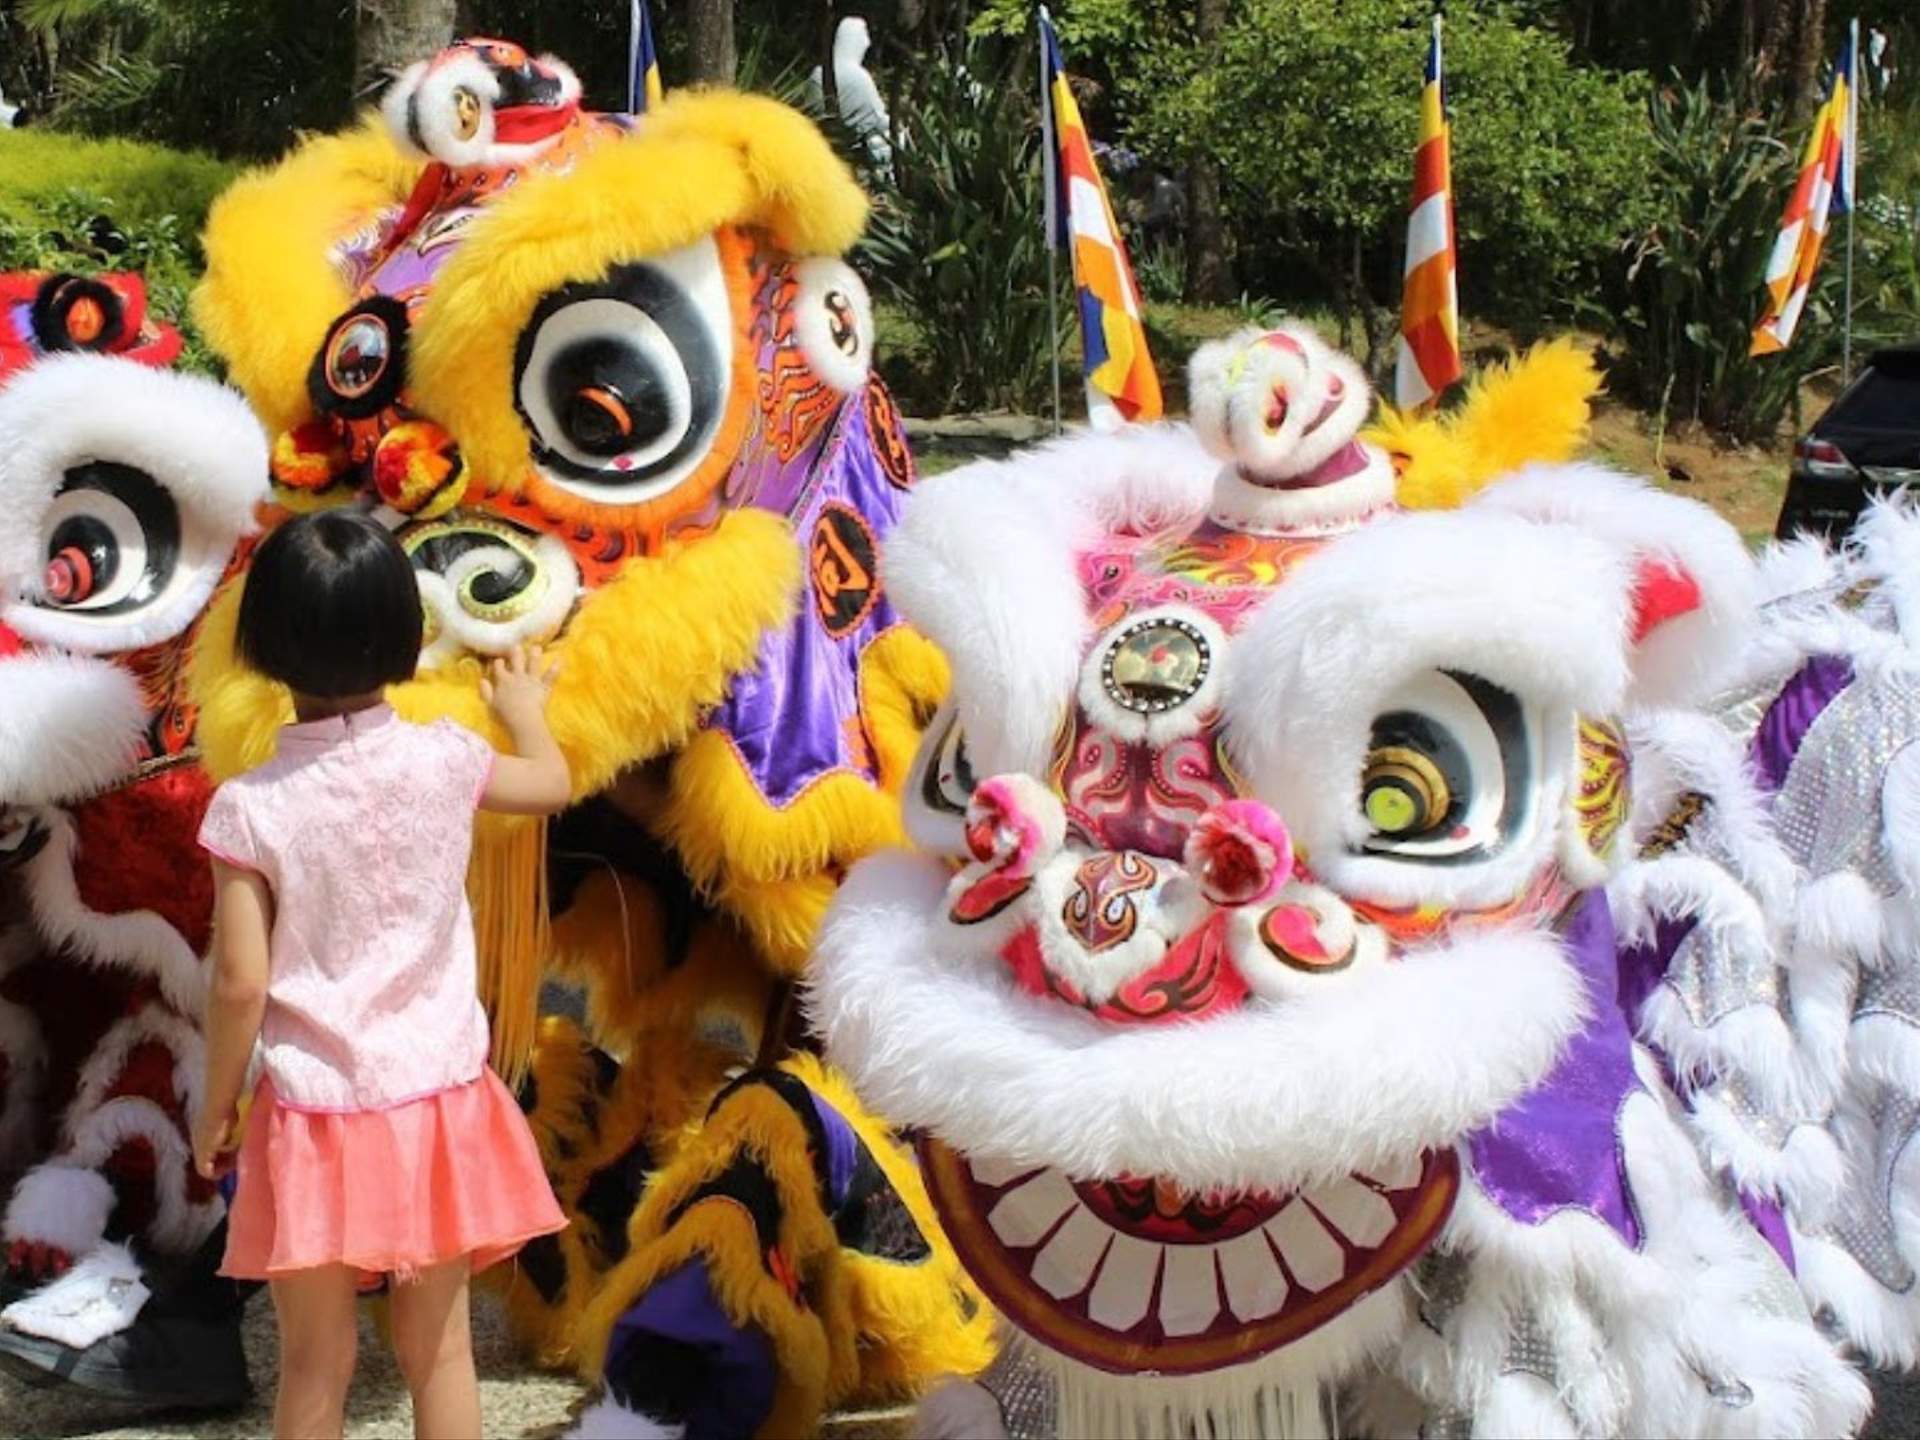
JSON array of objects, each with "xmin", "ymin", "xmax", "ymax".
[{"xmin": 1184, "ymin": 799, "xmax": 1291, "ymax": 908}]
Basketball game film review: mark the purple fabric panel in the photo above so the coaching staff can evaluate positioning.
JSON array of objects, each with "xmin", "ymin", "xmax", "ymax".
[
  {"xmin": 1467, "ymin": 890, "xmax": 1644, "ymax": 1248},
  {"xmin": 1616, "ymin": 913, "xmax": 1697, "ymax": 1024},
  {"xmin": 703, "ymin": 391, "xmax": 911, "ymax": 806},
  {"xmin": 1750, "ymin": 653, "xmax": 1855, "ymax": 794},
  {"xmin": 604, "ymin": 1259, "xmax": 776, "ymax": 1438},
  {"xmin": 1740, "ymin": 1187, "xmax": 1797, "ymax": 1273},
  {"xmin": 808, "ymin": 1091, "xmax": 859, "ymax": 1209}
]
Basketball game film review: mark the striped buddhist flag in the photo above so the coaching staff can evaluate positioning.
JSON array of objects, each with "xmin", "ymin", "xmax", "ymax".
[
  {"xmin": 1752, "ymin": 29, "xmax": 1858, "ymax": 355},
  {"xmin": 1040, "ymin": 8, "xmax": 1162, "ymax": 429},
  {"xmin": 1395, "ymin": 15, "xmax": 1463, "ymax": 411},
  {"xmin": 628, "ymin": 0, "xmax": 663, "ymax": 114}
]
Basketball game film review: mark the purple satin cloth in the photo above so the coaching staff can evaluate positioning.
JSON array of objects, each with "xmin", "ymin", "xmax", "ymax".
[
  {"xmin": 704, "ymin": 387, "xmax": 912, "ymax": 805},
  {"xmin": 604, "ymin": 1258, "xmax": 777, "ymax": 1438},
  {"xmin": 1467, "ymin": 890, "xmax": 1645, "ymax": 1247},
  {"xmin": 1741, "ymin": 1187, "xmax": 1797, "ymax": 1271},
  {"xmin": 810, "ymin": 1090, "xmax": 859, "ymax": 1208},
  {"xmin": 1750, "ymin": 652, "xmax": 1855, "ymax": 794}
]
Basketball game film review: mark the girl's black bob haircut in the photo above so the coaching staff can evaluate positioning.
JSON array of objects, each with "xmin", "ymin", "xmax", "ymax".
[{"xmin": 235, "ymin": 510, "xmax": 423, "ymax": 698}]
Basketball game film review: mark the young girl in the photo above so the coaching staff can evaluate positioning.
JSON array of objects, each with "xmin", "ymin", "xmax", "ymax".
[{"xmin": 191, "ymin": 509, "xmax": 570, "ymax": 1440}]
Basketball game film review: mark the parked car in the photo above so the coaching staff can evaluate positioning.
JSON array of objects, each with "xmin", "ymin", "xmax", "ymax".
[{"xmin": 1775, "ymin": 341, "xmax": 1920, "ymax": 542}]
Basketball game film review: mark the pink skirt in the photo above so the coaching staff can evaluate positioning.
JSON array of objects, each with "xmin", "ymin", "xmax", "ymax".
[{"xmin": 221, "ymin": 1070, "xmax": 565, "ymax": 1284}]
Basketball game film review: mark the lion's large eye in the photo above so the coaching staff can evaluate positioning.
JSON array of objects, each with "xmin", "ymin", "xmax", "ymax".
[
  {"xmin": 1360, "ymin": 670, "xmax": 1529, "ymax": 863},
  {"xmin": 36, "ymin": 462, "xmax": 180, "ymax": 616},
  {"xmin": 514, "ymin": 240, "xmax": 733, "ymax": 506}
]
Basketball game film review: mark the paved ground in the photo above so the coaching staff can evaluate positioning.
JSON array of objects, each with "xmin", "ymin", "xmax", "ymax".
[
  {"xmin": 2, "ymin": 1291, "xmax": 586, "ymax": 1439},
  {"xmin": 5, "ymin": 1300, "xmax": 1918, "ymax": 1440}
]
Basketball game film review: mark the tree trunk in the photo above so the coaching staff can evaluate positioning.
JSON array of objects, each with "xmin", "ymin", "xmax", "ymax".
[
  {"xmin": 1184, "ymin": 0, "xmax": 1230, "ymax": 304},
  {"xmin": 1787, "ymin": 0, "xmax": 1831, "ymax": 114},
  {"xmin": 820, "ymin": 0, "xmax": 839, "ymax": 117},
  {"xmin": 354, "ymin": 0, "xmax": 457, "ymax": 95},
  {"xmin": 686, "ymin": 0, "xmax": 737, "ymax": 86}
]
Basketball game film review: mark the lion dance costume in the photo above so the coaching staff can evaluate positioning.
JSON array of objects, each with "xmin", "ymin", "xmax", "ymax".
[
  {"xmin": 811, "ymin": 326, "xmax": 1875, "ymax": 1437},
  {"xmin": 187, "ymin": 38, "xmax": 989, "ymax": 1436},
  {"xmin": 0, "ymin": 270, "xmax": 267, "ymax": 1404}
]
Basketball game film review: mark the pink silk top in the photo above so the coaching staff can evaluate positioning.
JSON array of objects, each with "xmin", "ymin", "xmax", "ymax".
[{"xmin": 198, "ymin": 704, "xmax": 495, "ymax": 1112}]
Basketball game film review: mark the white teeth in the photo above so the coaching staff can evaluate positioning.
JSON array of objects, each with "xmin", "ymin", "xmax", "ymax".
[
  {"xmin": 1310, "ymin": 1177, "xmax": 1398, "ymax": 1249},
  {"xmin": 969, "ymin": 1153, "xmax": 1043, "ymax": 1189},
  {"xmin": 1158, "ymin": 1243, "xmax": 1221, "ymax": 1337},
  {"xmin": 1030, "ymin": 1204, "xmax": 1110, "ymax": 1300},
  {"xmin": 986, "ymin": 1169, "xmax": 1078, "ymax": 1248},
  {"xmin": 1267, "ymin": 1201, "xmax": 1345, "ymax": 1293},
  {"xmin": 1219, "ymin": 1229, "xmax": 1290, "ymax": 1321},
  {"xmin": 1087, "ymin": 1231, "xmax": 1161, "ymax": 1331},
  {"xmin": 1357, "ymin": 1153, "xmax": 1422, "ymax": 1191}
]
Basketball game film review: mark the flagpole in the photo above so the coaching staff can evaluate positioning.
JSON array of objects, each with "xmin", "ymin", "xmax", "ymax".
[
  {"xmin": 1040, "ymin": 8, "xmax": 1063, "ymax": 435},
  {"xmin": 1844, "ymin": 14, "xmax": 1860, "ymax": 383}
]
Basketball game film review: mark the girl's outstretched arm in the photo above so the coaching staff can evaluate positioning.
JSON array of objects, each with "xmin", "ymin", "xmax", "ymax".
[
  {"xmin": 195, "ymin": 860, "xmax": 272, "ymax": 1179},
  {"xmin": 479, "ymin": 644, "xmax": 572, "ymax": 816}
]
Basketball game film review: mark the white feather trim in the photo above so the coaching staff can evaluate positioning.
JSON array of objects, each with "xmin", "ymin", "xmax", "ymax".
[
  {"xmin": 809, "ymin": 851, "xmax": 1587, "ymax": 1194},
  {"xmin": 1473, "ymin": 1371, "xmax": 1579, "ymax": 1439},
  {"xmin": 0, "ymin": 655, "xmax": 145, "ymax": 807}
]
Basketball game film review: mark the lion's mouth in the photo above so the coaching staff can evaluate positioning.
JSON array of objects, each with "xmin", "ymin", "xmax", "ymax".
[
  {"xmin": 921, "ymin": 1140, "xmax": 1458, "ymax": 1375},
  {"xmin": 0, "ymin": 806, "xmax": 50, "ymax": 870}
]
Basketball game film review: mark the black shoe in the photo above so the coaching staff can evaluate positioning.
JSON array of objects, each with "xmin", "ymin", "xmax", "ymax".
[{"xmin": 0, "ymin": 1304, "xmax": 252, "ymax": 1410}]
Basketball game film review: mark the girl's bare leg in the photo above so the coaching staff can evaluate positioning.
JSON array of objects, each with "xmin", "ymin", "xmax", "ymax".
[
  {"xmin": 270, "ymin": 1264, "xmax": 359, "ymax": 1440},
  {"xmin": 388, "ymin": 1257, "xmax": 479, "ymax": 1440}
]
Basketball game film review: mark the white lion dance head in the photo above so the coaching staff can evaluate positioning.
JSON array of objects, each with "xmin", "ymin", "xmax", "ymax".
[{"xmin": 811, "ymin": 327, "xmax": 1872, "ymax": 1438}]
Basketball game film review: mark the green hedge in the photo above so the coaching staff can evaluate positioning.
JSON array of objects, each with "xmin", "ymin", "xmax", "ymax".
[{"xmin": 0, "ymin": 129, "xmax": 237, "ymax": 374}]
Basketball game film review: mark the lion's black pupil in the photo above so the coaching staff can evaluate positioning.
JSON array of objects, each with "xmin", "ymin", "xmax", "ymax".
[
  {"xmin": 548, "ymin": 338, "xmax": 670, "ymax": 458},
  {"xmin": 49, "ymin": 516, "xmax": 118, "ymax": 588}
]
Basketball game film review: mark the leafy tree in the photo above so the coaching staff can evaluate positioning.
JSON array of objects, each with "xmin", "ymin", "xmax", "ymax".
[{"xmin": 1121, "ymin": 0, "xmax": 1656, "ymax": 368}]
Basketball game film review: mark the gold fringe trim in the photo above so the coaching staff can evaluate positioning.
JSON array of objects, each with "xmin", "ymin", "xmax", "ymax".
[{"xmin": 469, "ymin": 812, "xmax": 550, "ymax": 1085}]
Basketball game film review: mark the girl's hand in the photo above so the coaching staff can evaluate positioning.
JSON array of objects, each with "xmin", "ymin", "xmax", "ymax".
[
  {"xmin": 192, "ymin": 1104, "xmax": 240, "ymax": 1180},
  {"xmin": 480, "ymin": 644, "xmax": 560, "ymax": 734}
]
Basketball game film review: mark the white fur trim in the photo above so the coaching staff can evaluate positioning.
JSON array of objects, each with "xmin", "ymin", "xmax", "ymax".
[
  {"xmin": 810, "ymin": 850, "xmax": 1587, "ymax": 1193},
  {"xmin": 0, "ymin": 353, "xmax": 265, "ymax": 656},
  {"xmin": 1471, "ymin": 462, "xmax": 1759, "ymax": 709},
  {"xmin": 61, "ymin": 1005, "xmax": 203, "ymax": 1146},
  {"xmin": 1224, "ymin": 505, "xmax": 1626, "ymax": 911},
  {"xmin": 52, "ymin": 1096, "xmax": 218, "ymax": 1254},
  {"xmin": 3, "ymin": 1162, "xmax": 114, "ymax": 1258},
  {"xmin": 22, "ymin": 811, "xmax": 208, "ymax": 1018},
  {"xmin": 0, "ymin": 655, "xmax": 146, "ymax": 807},
  {"xmin": 0, "ymin": 1240, "xmax": 149, "ymax": 1348},
  {"xmin": 566, "ymin": 1395, "xmax": 687, "ymax": 1440},
  {"xmin": 1626, "ymin": 709, "xmax": 1800, "ymax": 915},
  {"xmin": 1684, "ymin": 1089, "xmax": 1844, "ymax": 1225},
  {"xmin": 1793, "ymin": 869, "xmax": 1884, "ymax": 974},
  {"xmin": 1443, "ymin": 1078, "xmax": 1869, "ymax": 1440},
  {"xmin": 883, "ymin": 425, "xmax": 1216, "ymax": 776},
  {"xmin": 1855, "ymin": 491, "xmax": 1920, "ymax": 645},
  {"xmin": 1203, "ymin": 447, "xmax": 1395, "ymax": 536},
  {"xmin": 1474, "ymin": 1372, "xmax": 1580, "ymax": 1439},
  {"xmin": 1187, "ymin": 324, "xmax": 1371, "ymax": 481},
  {"xmin": 383, "ymin": 49, "xmax": 583, "ymax": 170}
]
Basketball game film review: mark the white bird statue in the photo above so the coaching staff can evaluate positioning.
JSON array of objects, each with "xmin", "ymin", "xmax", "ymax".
[
  {"xmin": 806, "ymin": 17, "xmax": 891, "ymax": 172},
  {"xmin": 0, "ymin": 80, "xmax": 20, "ymax": 130}
]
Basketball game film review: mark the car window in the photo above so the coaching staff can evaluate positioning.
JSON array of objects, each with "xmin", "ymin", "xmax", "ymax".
[{"xmin": 1824, "ymin": 365, "xmax": 1920, "ymax": 429}]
